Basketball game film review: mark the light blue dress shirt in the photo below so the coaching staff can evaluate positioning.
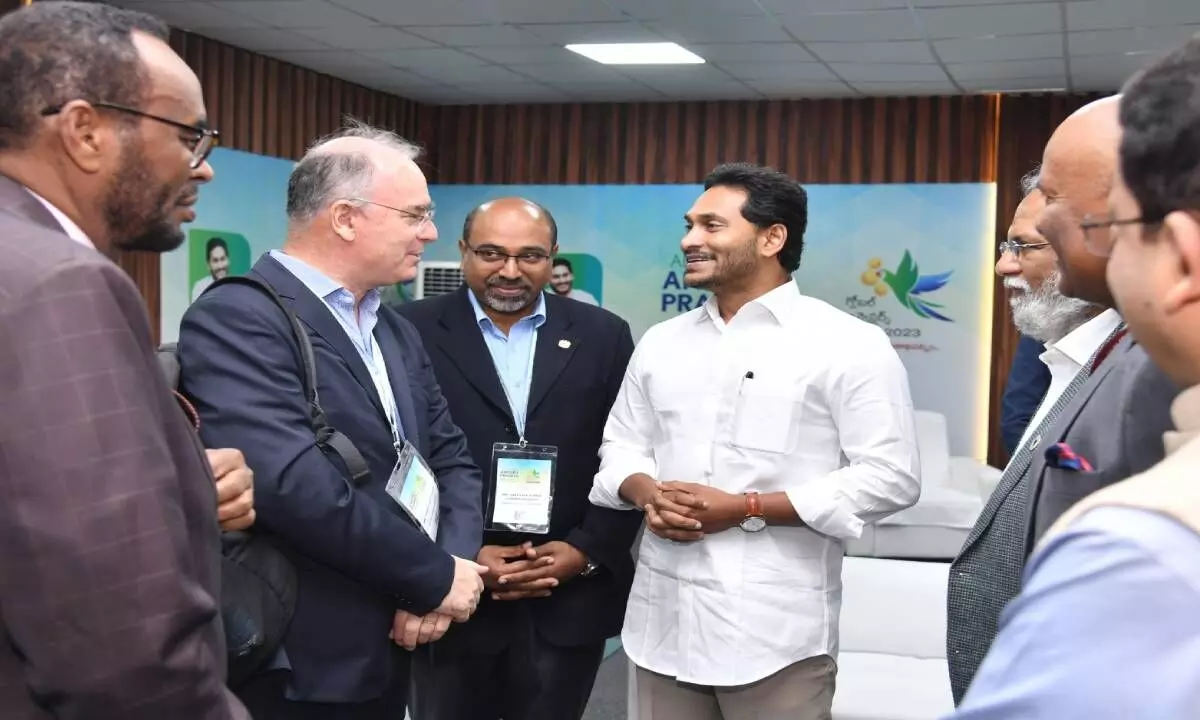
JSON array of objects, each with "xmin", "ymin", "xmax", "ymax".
[
  {"xmin": 949, "ymin": 505, "xmax": 1200, "ymax": 718},
  {"xmin": 466, "ymin": 289, "xmax": 546, "ymax": 439},
  {"xmin": 269, "ymin": 249, "xmax": 404, "ymax": 440}
]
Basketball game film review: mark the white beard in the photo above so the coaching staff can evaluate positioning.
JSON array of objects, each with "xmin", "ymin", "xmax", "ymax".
[{"xmin": 1007, "ymin": 272, "xmax": 1102, "ymax": 344}]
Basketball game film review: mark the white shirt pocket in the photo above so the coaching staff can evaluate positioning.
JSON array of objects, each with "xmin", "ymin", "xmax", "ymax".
[{"xmin": 732, "ymin": 386, "xmax": 802, "ymax": 454}]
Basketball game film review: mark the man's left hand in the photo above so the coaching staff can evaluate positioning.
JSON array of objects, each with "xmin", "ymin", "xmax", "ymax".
[
  {"xmin": 207, "ymin": 448, "xmax": 255, "ymax": 531},
  {"xmin": 492, "ymin": 541, "xmax": 588, "ymax": 601},
  {"xmin": 390, "ymin": 609, "xmax": 452, "ymax": 651},
  {"xmin": 658, "ymin": 482, "xmax": 744, "ymax": 534}
]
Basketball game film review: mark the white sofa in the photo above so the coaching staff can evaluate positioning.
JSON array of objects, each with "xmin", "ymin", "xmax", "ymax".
[
  {"xmin": 833, "ymin": 556, "xmax": 954, "ymax": 720},
  {"xmin": 846, "ymin": 411, "xmax": 1001, "ymax": 560}
]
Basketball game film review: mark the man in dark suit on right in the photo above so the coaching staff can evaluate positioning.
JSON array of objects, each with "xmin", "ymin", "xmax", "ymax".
[
  {"xmin": 400, "ymin": 197, "xmax": 640, "ymax": 720},
  {"xmin": 946, "ymin": 96, "xmax": 1178, "ymax": 703}
]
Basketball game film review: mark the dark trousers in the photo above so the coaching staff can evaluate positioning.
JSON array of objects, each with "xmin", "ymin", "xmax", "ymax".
[
  {"xmin": 409, "ymin": 614, "xmax": 606, "ymax": 720},
  {"xmin": 236, "ymin": 650, "xmax": 410, "ymax": 720}
]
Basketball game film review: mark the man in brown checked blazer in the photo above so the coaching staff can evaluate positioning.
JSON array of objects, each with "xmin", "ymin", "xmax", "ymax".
[{"xmin": 0, "ymin": 3, "xmax": 247, "ymax": 718}]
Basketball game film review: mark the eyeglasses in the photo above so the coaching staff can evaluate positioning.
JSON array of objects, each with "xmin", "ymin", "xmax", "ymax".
[
  {"xmin": 464, "ymin": 243, "xmax": 551, "ymax": 267},
  {"xmin": 41, "ymin": 101, "xmax": 219, "ymax": 169},
  {"xmin": 998, "ymin": 239, "xmax": 1050, "ymax": 258},
  {"xmin": 345, "ymin": 198, "xmax": 435, "ymax": 229},
  {"xmin": 1079, "ymin": 214, "xmax": 1153, "ymax": 257}
]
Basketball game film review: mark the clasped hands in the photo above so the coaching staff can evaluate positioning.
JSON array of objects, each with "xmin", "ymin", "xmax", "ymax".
[
  {"xmin": 390, "ymin": 541, "xmax": 587, "ymax": 650},
  {"xmin": 392, "ymin": 554, "xmax": 487, "ymax": 650},
  {"xmin": 636, "ymin": 478, "xmax": 745, "ymax": 542}
]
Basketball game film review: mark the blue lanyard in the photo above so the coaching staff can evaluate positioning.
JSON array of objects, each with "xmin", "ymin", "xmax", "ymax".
[{"xmin": 493, "ymin": 331, "xmax": 538, "ymax": 446}]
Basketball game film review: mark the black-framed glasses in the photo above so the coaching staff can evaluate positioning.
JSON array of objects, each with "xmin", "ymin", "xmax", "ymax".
[
  {"xmin": 344, "ymin": 198, "xmax": 435, "ymax": 229},
  {"xmin": 41, "ymin": 101, "xmax": 219, "ymax": 169},
  {"xmin": 1079, "ymin": 213, "xmax": 1154, "ymax": 257},
  {"xmin": 998, "ymin": 239, "xmax": 1050, "ymax": 258},
  {"xmin": 464, "ymin": 243, "xmax": 551, "ymax": 267}
]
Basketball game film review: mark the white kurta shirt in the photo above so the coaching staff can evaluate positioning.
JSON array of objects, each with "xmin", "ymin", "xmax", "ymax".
[{"xmin": 590, "ymin": 281, "xmax": 921, "ymax": 687}]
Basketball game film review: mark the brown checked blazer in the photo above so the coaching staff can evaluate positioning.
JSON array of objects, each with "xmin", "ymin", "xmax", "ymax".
[{"xmin": 0, "ymin": 174, "xmax": 247, "ymax": 719}]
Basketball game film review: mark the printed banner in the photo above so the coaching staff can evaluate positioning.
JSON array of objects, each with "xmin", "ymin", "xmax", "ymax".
[{"xmin": 161, "ymin": 148, "xmax": 995, "ymax": 458}]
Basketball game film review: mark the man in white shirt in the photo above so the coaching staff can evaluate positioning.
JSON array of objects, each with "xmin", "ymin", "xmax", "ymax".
[
  {"xmin": 549, "ymin": 257, "xmax": 599, "ymax": 305},
  {"xmin": 995, "ymin": 171, "xmax": 1115, "ymax": 453},
  {"xmin": 589, "ymin": 162, "xmax": 921, "ymax": 720}
]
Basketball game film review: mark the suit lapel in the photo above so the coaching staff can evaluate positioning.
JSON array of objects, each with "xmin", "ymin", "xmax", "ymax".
[
  {"xmin": 435, "ymin": 289, "xmax": 511, "ymax": 419},
  {"xmin": 374, "ymin": 314, "xmax": 419, "ymax": 448},
  {"xmin": 252, "ymin": 255, "xmax": 387, "ymax": 421},
  {"xmin": 528, "ymin": 298, "xmax": 576, "ymax": 417},
  {"xmin": 1040, "ymin": 334, "xmax": 1133, "ymax": 442}
]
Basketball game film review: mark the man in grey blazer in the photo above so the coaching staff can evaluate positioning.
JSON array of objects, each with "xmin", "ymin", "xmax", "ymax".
[
  {"xmin": 946, "ymin": 96, "xmax": 1177, "ymax": 703},
  {"xmin": 0, "ymin": 4, "xmax": 246, "ymax": 718}
]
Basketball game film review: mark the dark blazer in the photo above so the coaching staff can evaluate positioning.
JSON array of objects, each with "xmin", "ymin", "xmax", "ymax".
[
  {"xmin": 178, "ymin": 253, "xmax": 484, "ymax": 702},
  {"xmin": 0, "ymin": 176, "xmax": 246, "ymax": 719},
  {"xmin": 1025, "ymin": 336, "xmax": 1177, "ymax": 546},
  {"xmin": 1000, "ymin": 334, "xmax": 1052, "ymax": 456},
  {"xmin": 398, "ymin": 287, "xmax": 641, "ymax": 652}
]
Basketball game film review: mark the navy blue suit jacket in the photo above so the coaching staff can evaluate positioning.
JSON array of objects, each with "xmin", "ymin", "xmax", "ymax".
[
  {"xmin": 177, "ymin": 254, "xmax": 483, "ymax": 702},
  {"xmin": 1001, "ymin": 334, "xmax": 1052, "ymax": 456},
  {"xmin": 397, "ymin": 288, "xmax": 641, "ymax": 653}
]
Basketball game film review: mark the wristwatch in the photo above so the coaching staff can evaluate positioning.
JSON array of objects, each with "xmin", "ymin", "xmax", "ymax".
[
  {"xmin": 579, "ymin": 559, "xmax": 600, "ymax": 578},
  {"xmin": 739, "ymin": 491, "xmax": 767, "ymax": 533}
]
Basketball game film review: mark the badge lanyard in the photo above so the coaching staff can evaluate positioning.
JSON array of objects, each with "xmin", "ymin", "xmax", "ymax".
[
  {"xmin": 368, "ymin": 336, "xmax": 404, "ymax": 451},
  {"xmin": 493, "ymin": 332, "xmax": 538, "ymax": 447}
]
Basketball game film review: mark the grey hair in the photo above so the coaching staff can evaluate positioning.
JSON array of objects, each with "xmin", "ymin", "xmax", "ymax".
[
  {"xmin": 285, "ymin": 118, "xmax": 423, "ymax": 223},
  {"xmin": 1019, "ymin": 165, "xmax": 1041, "ymax": 196}
]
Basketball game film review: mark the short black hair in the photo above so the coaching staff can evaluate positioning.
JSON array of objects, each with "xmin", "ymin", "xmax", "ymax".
[
  {"xmin": 1119, "ymin": 35, "xmax": 1200, "ymax": 222},
  {"xmin": 0, "ymin": 2, "xmax": 169, "ymax": 151},
  {"xmin": 552, "ymin": 257, "xmax": 572, "ymax": 271},
  {"xmin": 463, "ymin": 199, "xmax": 558, "ymax": 247},
  {"xmin": 205, "ymin": 236, "xmax": 228, "ymax": 259},
  {"xmin": 703, "ymin": 162, "xmax": 808, "ymax": 273}
]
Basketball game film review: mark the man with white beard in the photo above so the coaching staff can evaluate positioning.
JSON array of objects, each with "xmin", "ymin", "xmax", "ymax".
[
  {"xmin": 995, "ymin": 171, "xmax": 1119, "ymax": 454},
  {"xmin": 947, "ymin": 169, "xmax": 1122, "ymax": 701}
]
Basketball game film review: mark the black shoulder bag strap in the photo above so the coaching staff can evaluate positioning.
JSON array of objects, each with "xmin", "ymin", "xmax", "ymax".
[{"xmin": 195, "ymin": 275, "xmax": 372, "ymax": 487}]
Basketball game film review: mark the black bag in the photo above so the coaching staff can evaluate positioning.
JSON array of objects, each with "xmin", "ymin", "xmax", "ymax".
[{"xmin": 157, "ymin": 274, "xmax": 372, "ymax": 687}]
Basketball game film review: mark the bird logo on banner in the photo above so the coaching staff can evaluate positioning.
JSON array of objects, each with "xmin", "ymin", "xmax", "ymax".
[{"xmin": 860, "ymin": 251, "xmax": 954, "ymax": 322}]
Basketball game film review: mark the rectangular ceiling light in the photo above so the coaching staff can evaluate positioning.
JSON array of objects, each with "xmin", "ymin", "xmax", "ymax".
[{"xmin": 565, "ymin": 42, "xmax": 704, "ymax": 65}]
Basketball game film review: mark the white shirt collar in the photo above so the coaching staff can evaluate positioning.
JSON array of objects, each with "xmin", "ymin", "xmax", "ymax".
[
  {"xmin": 1043, "ymin": 307, "xmax": 1122, "ymax": 368},
  {"xmin": 24, "ymin": 188, "xmax": 94, "ymax": 249},
  {"xmin": 700, "ymin": 278, "xmax": 800, "ymax": 329}
]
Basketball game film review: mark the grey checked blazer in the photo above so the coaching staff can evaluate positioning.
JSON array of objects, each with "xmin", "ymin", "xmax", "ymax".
[
  {"xmin": 0, "ymin": 175, "xmax": 248, "ymax": 719},
  {"xmin": 946, "ymin": 327, "xmax": 1176, "ymax": 704}
]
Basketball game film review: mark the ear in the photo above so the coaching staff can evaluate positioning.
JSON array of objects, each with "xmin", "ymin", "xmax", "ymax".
[
  {"xmin": 759, "ymin": 223, "xmax": 787, "ymax": 259},
  {"xmin": 54, "ymin": 101, "xmax": 109, "ymax": 174},
  {"xmin": 330, "ymin": 201, "xmax": 356, "ymax": 242},
  {"xmin": 1160, "ymin": 210, "xmax": 1200, "ymax": 316}
]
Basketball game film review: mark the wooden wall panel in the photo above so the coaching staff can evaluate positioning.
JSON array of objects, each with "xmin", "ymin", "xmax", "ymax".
[
  {"xmin": 986, "ymin": 92, "xmax": 1104, "ymax": 467},
  {"xmin": 424, "ymin": 95, "xmax": 998, "ymax": 185}
]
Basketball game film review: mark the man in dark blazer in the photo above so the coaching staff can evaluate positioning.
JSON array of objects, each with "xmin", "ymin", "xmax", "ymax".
[
  {"xmin": 947, "ymin": 96, "xmax": 1176, "ymax": 702},
  {"xmin": 999, "ymin": 335, "xmax": 1052, "ymax": 456},
  {"xmin": 178, "ymin": 125, "xmax": 486, "ymax": 720},
  {"xmin": 400, "ymin": 197, "xmax": 640, "ymax": 720},
  {"xmin": 0, "ymin": 3, "xmax": 248, "ymax": 718}
]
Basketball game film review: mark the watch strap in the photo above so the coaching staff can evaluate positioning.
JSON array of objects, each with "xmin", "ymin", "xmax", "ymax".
[{"xmin": 745, "ymin": 491, "xmax": 763, "ymax": 518}]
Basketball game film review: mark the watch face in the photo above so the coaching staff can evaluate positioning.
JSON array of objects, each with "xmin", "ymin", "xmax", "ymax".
[{"xmin": 740, "ymin": 516, "xmax": 767, "ymax": 533}]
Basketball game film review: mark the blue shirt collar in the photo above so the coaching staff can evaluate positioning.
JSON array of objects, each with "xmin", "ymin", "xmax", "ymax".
[
  {"xmin": 270, "ymin": 249, "xmax": 381, "ymax": 309},
  {"xmin": 466, "ymin": 287, "xmax": 547, "ymax": 331}
]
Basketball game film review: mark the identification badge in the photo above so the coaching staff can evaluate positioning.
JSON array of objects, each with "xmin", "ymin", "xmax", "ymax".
[
  {"xmin": 386, "ymin": 440, "xmax": 440, "ymax": 540},
  {"xmin": 486, "ymin": 442, "xmax": 558, "ymax": 534}
]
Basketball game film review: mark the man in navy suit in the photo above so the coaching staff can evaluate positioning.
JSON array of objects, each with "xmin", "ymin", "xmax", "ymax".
[
  {"xmin": 177, "ymin": 123, "xmax": 486, "ymax": 720},
  {"xmin": 400, "ymin": 198, "xmax": 641, "ymax": 720}
]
